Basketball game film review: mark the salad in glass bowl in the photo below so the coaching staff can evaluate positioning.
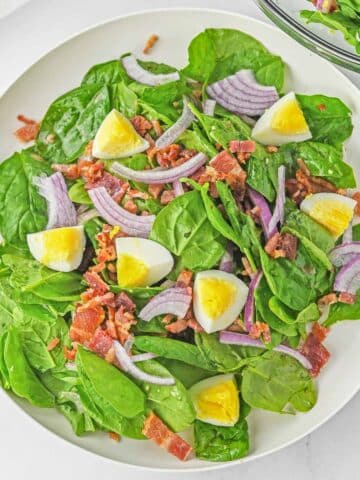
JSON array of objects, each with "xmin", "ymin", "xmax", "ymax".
[{"xmin": 0, "ymin": 27, "xmax": 359, "ymax": 464}]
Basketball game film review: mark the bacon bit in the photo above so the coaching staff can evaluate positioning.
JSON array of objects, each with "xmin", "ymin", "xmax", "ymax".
[
  {"xmin": 241, "ymin": 257, "xmax": 255, "ymax": 278},
  {"xmin": 142, "ymin": 412, "xmax": 193, "ymax": 461},
  {"xmin": 265, "ymin": 232, "xmax": 298, "ymax": 261},
  {"xmin": 15, "ymin": 115, "xmax": 40, "ymax": 143},
  {"xmin": 115, "ymin": 292, "xmax": 136, "ymax": 312},
  {"xmin": 229, "ymin": 140, "xmax": 256, "ymax": 154},
  {"xmin": 148, "ymin": 183, "xmax": 164, "ymax": 199},
  {"xmin": 87, "ymin": 327, "xmax": 113, "ymax": 358},
  {"xmin": 352, "ymin": 192, "xmax": 360, "ymax": 216},
  {"xmin": 160, "ymin": 189, "xmax": 175, "ymax": 205},
  {"xmin": 52, "ymin": 163, "xmax": 80, "ymax": 180},
  {"xmin": 47, "ymin": 338, "xmax": 60, "ymax": 351},
  {"xmin": 109, "ymin": 431, "xmax": 121, "ymax": 442},
  {"xmin": 317, "ymin": 104, "xmax": 326, "ymax": 112},
  {"xmin": 156, "ymin": 144, "xmax": 181, "ymax": 167},
  {"xmin": 127, "ymin": 189, "xmax": 150, "ymax": 200},
  {"xmin": 236, "ymin": 152, "xmax": 251, "ymax": 164},
  {"xmin": 286, "ymin": 169, "xmax": 339, "ymax": 204},
  {"xmin": 186, "ymin": 317, "xmax": 204, "ymax": 332},
  {"xmin": 249, "ymin": 321, "xmax": 271, "ymax": 343},
  {"xmin": 318, "ymin": 292, "xmax": 338, "ymax": 308},
  {"xmin": 114, "ymin": 308, "xmax": 137, "ymax": 344},
  {"xmin": 84, "ymin": 271, "xmax": 109, "ymax": 295},
  {"xmin": 70, "ymin": 306, "xmax": 105, "ymax": 343},
  {"xmin": 176, "ymin": 270, "xmax": 193, "ymax": 288},
  {"xmin": 299, "ymin": 322, "xmax": 330, "ymax": 377},
  {"xmin": 165, "ymin": 318, "xmax": 188, "ymax": 334},
  {"xmin": 338, "ymin": 292, "xmax": 356, "ymax": 304},
  {"xmin": 131, "ymin": 115, "xmax": 152, "ymax": 137},
  {"xmin": 227, "ymin": 318, "xmax": 247, "ymax": 333},
  {"xmin": 215, "ymin": 142, "xmax": 222, "ymax": 151},
  {"xmin": 64, "ymin": 345, "xmax": 77, "ymax": 361},
  {"xmin": 143, "ymin": 34, "xmax": 159, "ymax": 54},
  {"xmin": 123, "ymin": 199, "xmax": 138, "ymax": 214},
  {"xmin": 87, "ymin": 171, "xmax": 127, "ymax": 202},
  {"xmin": 210, "ymin": 151, "xmax": 239, "ymax": 174},
  {"xmin": 151, "ymin": 119, "xmax": 163, "ymax": 137},
  {"xmin": 296, "ymin": 158, "xmax": 310, "ymax": 176},
  {"xmin": 266, "ymin": 145, "xmax": 278, "ymax": 153},
  {"xmin": 78, "ymin": 291, "xmax": 115, "ymax": 311},
  {"xmin": 162, "ymin": 314, "xmax": 175, "ymax": 325}
]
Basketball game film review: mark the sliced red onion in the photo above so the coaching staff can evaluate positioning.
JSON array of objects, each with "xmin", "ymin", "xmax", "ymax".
[
  {"xmin": 219, "ymin": 243, "xmax": 235, "ymax": 273},
  {"xmin": 268, "ymin": 165, "xmax": 286, "ymax": 235},
  {"xmin": 248, "ymin": 188, "xmax": 274, "ymax": 240},
  {"xmin": 124, "ymin": 335, "xmax": 134, "ymax": 354},
  {"xmin": 343, "ymin": 222, "xmax": 353, "ymax": 244},
  {"xmin": 111, "ymin": 152, "xmax": 207, "ymax": 185},
  {"xmin": 219, "ymin": 331, "xmax": 312, "ymax": 370},
  {"xmin": 329, "ymin": 242, "xmax": 360, "ymax": 267},
  {"xmin": 155, "ymin": 99, "xmax": 194, "ymax": 149},
  {"xmin": 33, "ymin": 172, "xmax": 77, "ymax": 229},
  {"xmin": 132, "ymin": 352, "xmax": 158, "ymax": 362},
  {"xmin": 206, "ymin": 70, "xmax": 278, "ymax": 116},
  {"xmin": 173, "ymin": 180, "xmax": 184, "ymax": 197},
  {"xmin": 139, "ymin": 287, "xmax": 192, "ymax": 322},
  {"xmin": 113, "ymin": 340, "xmax": 175, "ymax": 385},
  {"xmin": 239, "ymin": 114, "xmax": 256, "ymax": 127},
  {"xmin": 203, "ymin": 99, "xmax": 216, "ymax": 116},
  {"xmin": 77, "ymin": 208, "xmax": 99, "ymax": 225},
  {"xmin": 334, "ymin": 254, "xmax": 360, "ymax": 294},
  {"xmin": 244, "ymin": 271, "xmax": 263, "ymax": 331},
  {"xmin": 122, "ymin": 54, "xmax": 180, "ymax": 86},
  {"xmin": 88, "ymin": 187, "xmax": 154, "ymax": 238}
]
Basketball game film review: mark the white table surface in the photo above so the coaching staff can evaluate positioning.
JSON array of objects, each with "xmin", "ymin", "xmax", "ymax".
[{"xmin": 0, "ymin": 1, "xmax": 359, "ymax": 479}]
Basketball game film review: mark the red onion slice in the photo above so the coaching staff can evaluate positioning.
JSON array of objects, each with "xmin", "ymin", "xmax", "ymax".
[
  {"xmin": 207, "ymin": 85, "xmax": 271, "ymax": 116},
  {"xmin": 139, "ymin": 287, "xmax": 192, "ymax": 322},
  {"xmin": 33, "ymin": 172, "xmax": 77, "ymax": 229},
  {"xmin": 334, "ymin": 254, "xmax": 360, "ymax": 294},
  {"xmin": 248, "ymin": 188, "xmax": 274, "ymax": 240},
  {"xmin": 77, "ymin": 208, "xmax": 99, "ymax": 225},
  {"xmin": 155, "ymin": 99, "xmax": 194, "ymax": 149},
  {"xmin": 132, "ymin": 352, "xmax": 158, "ymax": 362},
  {"xmin": 219, "ymin": 331, "xmax": 312, "ymax": 370},
  {"xmin": 88, "ymin": 187, "xmax": 155, "ymax": 238},
  {"xmin": 122, "ymin": 54, "xmax": 180, "ymax": 86},
  {"xmin": 219, "ymin": 243, "xmax": 235, "ymax": 273},
  {"xmin": 343, "ymin": 222, "xmax": 353, "ymax": 244},
  {"xmin": 236, "ymin": 70, "xmax": 279, "ymax": 95},
  {"xmin": 268, "ymin": 165, "xmax": 286, "ymax": 235},
  {"xmin": 111, "ymin": 152, "xmax": 207, "ymax": 184},
  {"xmin": 173, "ymin": 180, "xmax": 184, "ymax": 197},
  {"xmin": 244, "ymin": 271, "xmax": 263, "ymax": 331},
  {"xmin": 203, "ymin": 99, "xmax": 216, "ymax": 116},
  {"xmin": 113, "ymin": 340, "xmax": 175, "ymax": 385},
  {"xmin": 329, "ymin": 242, "xmax": 360, "ymax": 267}
]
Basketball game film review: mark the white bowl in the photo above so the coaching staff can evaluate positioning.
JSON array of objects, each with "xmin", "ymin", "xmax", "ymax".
[{"xmin": 0, "ymin": 7, "xmax": 360, "ymax": 472}]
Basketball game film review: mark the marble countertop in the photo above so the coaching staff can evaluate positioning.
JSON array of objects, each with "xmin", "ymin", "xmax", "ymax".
[{"xmin": 0, "ymin": 1, "xmax": 359, "ymax": 479}]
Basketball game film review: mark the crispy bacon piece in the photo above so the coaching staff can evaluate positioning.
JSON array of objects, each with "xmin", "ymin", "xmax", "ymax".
[
  {"xmin": 131, "ymin": 115, "xmax": 152, "ymax": 137},
  {"xmin": 64, "ymin": 345, "xmax": 77, "ymax": 361},
  {"xmin": 109, "ymin": 431, "xmax": 121, "ymax": 442},
  {"xmin": 176, "ymin": 270, "xmax": 193, "ymax": 288},
  {"xmin": 249, "ymin": 321, "xmax": 271, "ymax": 343},
  {"xmin": 47, "ymin": 338, "xmax": 60, "ymax": 351},
  {"xmin": 70, "ymin": 306, "xmax": 105, "ymax": 343},
  {"xmin": 286, "ymin": 169, "xmax": 338, "ymax": 204},
  {"xmin": 338, "ymin": 292, "xmax": 356, "ymax": 304},
  {"xmin": 151, "ymin": 119, "xmax": 163, "ymax": 137},
  {"xmin": 352, "ymin": 192, "xmax": 360, "ymax": 216},
  {"xmin": 209, "ymin": 150, "xmax": 247, "ymax": 197},
  {"xmin": 210, "ymin": 150, "xmax": 238, "ymax": 174},
  {"xmin": 84, "ymin": 271, "xmax": 109, "ymax": 295},
  {"xmin": 156, "ymin": 144, "xmax": 181, "ymax": 167},
  {"xmin": 78, "ymin": 291, "xmax": 115, "ymax": 311},
  {"xmin": 300, "ymin": 323, "xmax": 330, "ymax": 377},
  {"xmin": 124, "ymin": 199, "xmax": 138, "ymax": 214},
  {"xmin": 87, "ymin": 327, "xmax": 113, "ymax": 357},
  {"xmin": 148, "ymin": 183, "xmax": 164, "ymax": 199},
  {"xmin": 160, "ymin": 190, "xmax": 175, "ymax": 205},
  {"xmin": 165, "ymin": 318, "xmax": 188, "ymax": 334},
  {"xmin": 265, "ymin": 232, "xmax": 298, "ymax": 261},
  {"xmin": 229, "ymin": 140, "xmax": 256, "ymax": 154},
  {"xmin": 14, "ymin": 114, "xmax": 40, "ymax": 143},
  {"xmin": 318, "ymin": 292, "xmax": 338, "ymax": 308},
  {"xmin": 52, "ymin": 163, "xmax": 80, "ymax": 180},
  {"xmin": 143, "ymin": 34, "xmax": 159, "ymax": 54},
  {"xmin": 115, "ymin": 291, "xmax": 136, "ymax": 312},
  {"xmin": 266, "ymin": 145, "xmax": 278, "ymax": 153},
  {"xmin": 114, "ymin": 307, "xmax": 137, "ymax": 344},
  {"xmin": 142, "ymin": 412, "xmax": 193, "ymax": 461}
]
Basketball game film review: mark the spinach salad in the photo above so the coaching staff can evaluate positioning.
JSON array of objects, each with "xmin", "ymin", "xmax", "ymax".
[{"xmin": 1, "ymin": 27, "xmax": 359, "ymax": 463}]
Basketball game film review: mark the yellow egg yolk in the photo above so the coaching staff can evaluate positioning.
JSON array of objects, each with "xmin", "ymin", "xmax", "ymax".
[
  {"xmin": 117, "ymin": 254, "xmax": 149, "ymax": 287},
  {"xmin": 308, "ymin": 199, "xmax": 353, "ymax": 238},
  {"xmin": 271, "ymin": 99, "xmax": 309, "ymax": 135},
  {"xmin": 196, "ymin": 380, "xmax": 239, "ymax": 425},
  {"xmin": 41, "ymin": 228, "xmax": 81, "ymax": 266},
  {"xmin": 96, "ymin": 110, "xmax": 143, "ymax": 157},
  {"xmin": 198, "ymin": 278, "xmax": 237, "ymax": 319}
]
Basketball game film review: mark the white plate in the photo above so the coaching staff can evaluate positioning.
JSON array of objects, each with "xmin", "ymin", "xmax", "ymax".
[{"xmin": 0, "ymin": 7, "xmax": 360, "ymax": 472}]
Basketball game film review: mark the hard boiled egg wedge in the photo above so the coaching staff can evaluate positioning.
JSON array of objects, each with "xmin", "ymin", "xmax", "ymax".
[
  {"xmin": 92, "ymin": 109, "xmax": 149, "ymax": 159},
  {"xmin": 27, "ymin": 225, "xmax": 86, "ymax": 272},
  {"xmin": 193, "ymin": 270, "xmax": 248, "ymax": 333},
  {"xmin": 189, "ymin": 374, "xmax": 240, "ymax": 427},
  {"xmin": 300, "ymin": 192, "xmax": 357, "ymax": 238},
  {"xmin": 252, "ymin": 92, "xmax": 312, "ymax": 145},
  {"xmin": 115, "ymin": 237, "xmax": 174, "ymax": 288}
]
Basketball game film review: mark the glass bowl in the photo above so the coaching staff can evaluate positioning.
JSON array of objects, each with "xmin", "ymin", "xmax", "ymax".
[{"xmin": 253, "ymin": 0, "xmax": 360, "ymax": 72}]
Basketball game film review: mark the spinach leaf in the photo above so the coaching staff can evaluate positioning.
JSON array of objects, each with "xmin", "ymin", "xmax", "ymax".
[
  {"xmin": 280, "ymin": 141, "xmax": 355, "ymax": 188},
  {"xmin": 82, "ymin": 59, "xmax": 127, "ymax": 85},
  {"xmin": 297, "ymin": 94, "xmax": 353, "ymax": 146},
  {"xmin": 110, "ymin": 82, "xmax": 138, "ymax": 117},
  {"xmin": 284, "ymin": 202, "xmax": 335, "ymax": 252},
  {"xmin": 241, "ymin": 351, "xmax": 317, "ymax": 413},
  {"xmin": 150, "ymin": 190, "xmax": 225, "ymax": 271},
  {"xmin": 136, "ymin": 359, "xmax": 196, "ymax": 432},
  {"xmin": 68, "ymin": 180, "xmax": 92, "ymax": 205},
  {"xmin": 134, "ymin": 336, "xmax": 216, "ymax": 371},
  {"xmin": 77, "ymin": 347, "xmax": 145, "ymax": 418},
  {"xmin": 183, "ymin": 28, "xmax": 285, "ymax": 91},
  {"xmin": 325, "ymin": 292, "xmax": 360, "ymax": 327},
  {"xmin": 246, "ymin": 151, "xmax": 285, "ymax": 202},
  {"xmin": 194, "ymin": 417, "xmax": 249, "ymax": 461},
  {"xmin": 158, "ymin": 358, "xmax": 213, "ymax": 388},
  {"xmin": 353, "ymin": 224, "xmax": 360, "ymax": 241},
  {"xmin": 0, "ymin": 332, "xmax": 10, "ymax": 389},
  {"xmin": 36, "ymin": 85, "xmax": 112, "ymax": 164},
  {"xmin": 269, "ymin": 297, "xmax": 320, "ymax": 325},
  {"xmin": 179, "ymin": 124, "xmax": 217, "ymax": 158},
  {"xmin": 0, "ymin": 150, "xmax": 50, "ymax": 245},
  {"xmin": 22, "ymin": 327, "xmax": 55, "ymax": 372},
  {"xmin": 4, "ymin": 327, "xmax": 54, "ymax": 407}
]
